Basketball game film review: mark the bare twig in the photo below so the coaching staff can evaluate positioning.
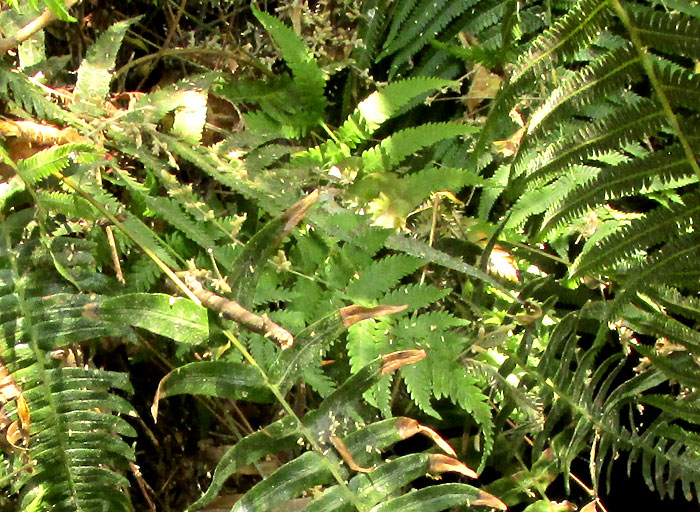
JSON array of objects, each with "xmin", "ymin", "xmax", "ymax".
[
  {"xmin": 0, "ymin": 0, "xmax": 81, "ymax": 55},
  {"xmin": 177, "ymin": 272, "xmax": 295, "ymax": 349}
]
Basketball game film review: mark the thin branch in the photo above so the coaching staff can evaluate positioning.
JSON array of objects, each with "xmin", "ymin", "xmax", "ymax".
[
  {"xmin": 0, "ymin": 0, "xmax": 81, "ymax": 55},
  {"xmin": 177, "ymin": 272, "xmax": 295, "ymax": 349}
]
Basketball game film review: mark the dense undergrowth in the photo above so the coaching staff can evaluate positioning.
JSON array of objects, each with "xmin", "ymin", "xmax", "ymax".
[{"xmin": 0, "ymin": 0, "xmax": 699, "ymax": 511}]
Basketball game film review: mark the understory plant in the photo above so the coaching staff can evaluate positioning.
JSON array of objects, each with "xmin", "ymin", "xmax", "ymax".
[{"xmin": 0, "ymin": 0, "xmax": 698, "ymax": 511}]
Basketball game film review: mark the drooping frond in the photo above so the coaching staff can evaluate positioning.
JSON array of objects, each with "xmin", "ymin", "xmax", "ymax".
[
  {"xmin": 473, "ymin": 0, "xmax": 614, "ymax": 159},
  {"xmin": 378, "ymin": 0, "xmax": 483, "ymax": 77},
  {"xmin": 543, "ymin": 143, "xmax": 699, "ymax": 234}
]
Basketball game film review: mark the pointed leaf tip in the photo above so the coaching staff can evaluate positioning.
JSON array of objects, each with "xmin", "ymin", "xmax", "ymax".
[
  {"xmin": 395, "ymin": 417, "xmax": 456, "ymax": 456},
  {"xmin": 380, "ymin": 349, "xmax": 426, "ymax": 374},
  {"xmin": 474, "ymin": 490, "xmax": 508, "ymax": 510},
  {"xmin": 151, "ymin": 375, "xmax": 170, "ymax": 422},
  {"xmin": 278, "ymin": 189, "xmax": 320, "ymax": 240},
  {"xmin": 340, "ymin": 304, "xmax": 408, "ymax": 328},
  {"xmin": 429, "ymin": 453, "xmax": 478, "ymax": 479}
]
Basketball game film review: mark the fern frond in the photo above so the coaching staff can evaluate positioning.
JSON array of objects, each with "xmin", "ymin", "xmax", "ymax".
[
  {"xmin": 294, "ymin": 77, "xmax": 457, "ymax": 168},
  {"xmin": 572, "ymin": 192, "xmax": 700, "ymax": 277},
  {"xmin": 655, "ymin": 55, "xmax": 700, "ymax": 112},
  {"xmin": 35, "ymin": 190, "xmax": 99, "ymax": 220},
  {"xmin": 72, "ymin": 18, "xmax": 138, "ymax": 115},
  {"xmin": 362, "ymin": 123, "xmax": 478, "ymax": 173},
  {"xmin": 379, "ymin": 0, "xmax": 480, "ymax": 77},
  {"xmin": 525, "ymin": 100, "xmax": 666, "ymax": 188},
  {"xmin": 543, "ymin": 143, "xmax": 699, "ymax": 233},
  {"xmin": 0, "ymin": 218, "xmax": 136, "ymax": 511},
  {"xmin": 381, "ymin": 283, "xmax": 450, "ymax": 310},
  {"xmin": 0, "ymin": 63, "xmax": 76, "ymax": 123},
  {"xmin": 506, "ymin": 165, "xmax": 598, "ymax": 229},
  {"xmin": 645, "ymin": 285, "xmax": 700, "ymax": 323},
  {"xmin": 526, "ymin": 44, "xmax": 642, "ymax": 141},
  {"xmin": 110, "ymin": 164, "xmax": 219, "ymax": 250},
  {"xmin": 345, "ymin": 254, "xmax": 423, "ymax": 302},
  {"xmin": 473, "ymin": 0, "xmax": 614, "ymax": 158},
  {"xmin": 630, "ymin": 5, "xmax": 700, "ymax": 60},
  {"xmin": 252, "ymin": 6, "xmax": 326, "ymax": 110},
  {"xmin": 16, "ymin": 143, "xmax": 94, "ymax": 186}
]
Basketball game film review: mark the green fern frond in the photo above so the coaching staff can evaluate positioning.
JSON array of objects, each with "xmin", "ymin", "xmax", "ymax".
[
  {"xmin": 294, "ymin": 77, "xmax": 457, "ymax": 168},
  {"xmin": 0, "ymin": 219, "xmax": 136, "ymax": 511},
  {"xmin": 572, "ymin": 192, "xmax": 700, "ymax": 277},
  {"xmin": 345, "ymin": 254, "xmax": 423, "ymax": 301},
  {"xmin": 251, "ymin": 6, "xmax": 326, "ymax": 110},
  {"xmin": 35, "ymin": 190, "xmax": 99, "ymax": 220},
  {"xmin": 379, "ymin": 0, "xmax": 479, "ymax": 77},
  {"xmin": 473, "ymin": 0, "xmax": 614, "ymax": 159},
  {"xmin": 16, "ymin": 143, "xmax": 94, "ymax": 186},
  {"xmin": 506, "ymin": 165, "xmax": 598, "ymax": 229},
  {"xmin": 630, "ymin": 4, "xmax": 700, "ymax": 60},
  {"xmin": 543, "ymin": 144, "xmax": 699, "ymax": 234},
  {"xmin": 72, "ymin": 18, "xmax": 138, "ymax": 115},
  {"xmin": 362, "ymin": 123, "xmax": 478, "ymax": 173},
  {"xmin": 0, "ymin": 63, "xmax": 76, "ymax": 123},
  {"xmin": 382, "ymin": 283, "xmax": 450, "ymax": 310},
  {"xmin": 110, "ymin": 164, "xmax": 219, "ymax": 251},
  {"xmin": 525, "ymin": 100, "xmax": 666, "ymax": 188},
  {"xmin": 525, "ymin": 44, "xmax": 642, "ymax": 142},
  {"xmin": 633, "ymin": 343, "xmax": 700, "ymax": 388},
  {"xmin": 645, "ymin": 285, "xmax": 700, "ymax": 323},
  {"xmin": 655, "ymin": 55, "xmax": 700, "ymax": 112}
]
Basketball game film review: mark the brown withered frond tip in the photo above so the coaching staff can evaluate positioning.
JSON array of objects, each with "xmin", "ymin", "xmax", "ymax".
[
  {"xmin": 339, "ymin": 304, "xmax": 408, "ymax": 329},
  {"xmin": 274, "ymin": 189, "xmax": 320, "ymax": 246},
  {"xmin": 395, "ymin": 417, "xmax": 456, "ymax": 456},
  {"xmin": 380, "ymin": 349, "xmax": 426, "ymax": 374},
  {"xmin": 429, "ymin": 453, "xmax": 478, "ymax": 479}
]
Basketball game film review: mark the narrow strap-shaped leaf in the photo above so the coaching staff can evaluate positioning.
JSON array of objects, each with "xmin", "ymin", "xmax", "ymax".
[
  {"xmin": 232, "ymin": 451, "xmax": 331, "ymax": 512},
  {"xmin": 92, "ymin": 293, "xmax": 209, "ymax": 345},
  {"xmin": 305, "ymin": 453, "xmax": 474, "ymax": 512},
  {"xmin": 187, "ymin": 416, "xmax": 299, "ymax": 511},
  {"xmin": 373, "ymin": 482, "xmax": 506, "ymax": 512},
  {"xmin": 227, "ymin": 190, "xmax": 319, "ymax": 309},
  {"xmin": 151, "ymin": 361, "xmax": 273, "ymax": 420}
]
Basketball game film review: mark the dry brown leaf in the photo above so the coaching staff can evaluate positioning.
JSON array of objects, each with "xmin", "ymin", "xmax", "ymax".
[
  {"xmin": 466, "ymin": 63, "xmax": 502, "ymax": 113},
  {"xmin": 428, "ymin": 453, "xmax": 478, "ymax": 479},
  {"xmin": 380, "ymin": 349, "xmax": 426, "ymax": 374},
  {"xmin": 339, "ymin": 304, "xmax": 408, "ymax": 328},
  {"xmin": 395, "ymin": 417, "xmax": 456, "ymax": 456}
]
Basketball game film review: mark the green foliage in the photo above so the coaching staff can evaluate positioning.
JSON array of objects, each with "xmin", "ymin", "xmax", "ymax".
[{"xmin": 1, "ymin": 0, "xmax": 700, "ymax": 510}]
